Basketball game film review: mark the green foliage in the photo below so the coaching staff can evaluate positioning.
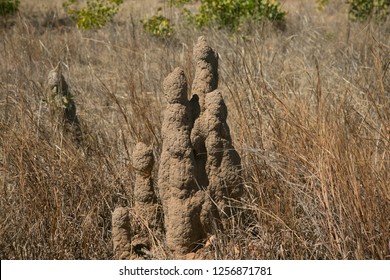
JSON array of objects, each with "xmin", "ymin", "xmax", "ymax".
[
  {"xmin": 63, "ymin": 0, "xmax": 124, "ymax": 30},
  {"xmin": 141, "ymin": 0, "xmax": 286, "ymax": 36},
  {"xmin": 0, "ymin": 0, "xmax": 20, "ymax": 16},
  {"xmin": 189, "ymin": 0, "xmax": 286, "ymax": 30},
  {"xmin": 141, "ymin": 8, "xmax": 174, "ymax": 38},
  {"xmin": 348, "ymin": 0, "xmax": 389, "ymax": 21},
  {"xmin": 316, "ymin": 0, "xmax": 330, "ymax": 10},
  {"xmin": 317, "ymin": 0, "xmax": 389, "ymax": 21}
]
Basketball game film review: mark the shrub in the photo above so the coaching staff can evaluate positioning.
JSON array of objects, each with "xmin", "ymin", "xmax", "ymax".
[
  {"xmin": 141, "ymin": 0, "xmax": 285, "ymax": 36},
  {"xmin": 316, "ymin": 0, "xmax": 330, "ymax": 10},
  {"xmin": 190, "ymin": 0, "xmax": 286, "ymax": 30},
  {"xmin": 0, "ymin": 0, "xmax": 20, "ymax": 16},
  {"xmin": 63, "ymin": 0, "xmax": 124, "ymax": 30},
  {"xmin": 141, "ymin": 8, "xmax": 174, "ymax": 38},
  {"xmin": 349, "ymin": 0, "xmax": 389, "ymax": 21},
  {"xmin": 316, "ymin": 0, "xmax": 389, "ymax": 22}
]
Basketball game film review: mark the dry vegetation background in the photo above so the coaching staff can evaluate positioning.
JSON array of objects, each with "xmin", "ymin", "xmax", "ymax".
[{"xmin": 0, "ymin": 0, "xmax": 389, "ymax": 259}]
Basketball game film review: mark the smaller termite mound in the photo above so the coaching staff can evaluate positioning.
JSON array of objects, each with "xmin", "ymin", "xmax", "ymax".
[
  {"xmin": 133, "ymin": 142, "xmax": 156, "ymax": 206},
  {"xmin": 112, "ymin": 207, "xmax": 132, "ymax": 260},
  {"xmin": 47, "ymin": 63, "xmax": 82, "ymax": 143},
  {"xmin": 131, "ymin": 142, "xmax": 163, "ymax": 255},
  {"xmin": 112, "ymin": 142, "xmax": 163, "ymax": 259}
]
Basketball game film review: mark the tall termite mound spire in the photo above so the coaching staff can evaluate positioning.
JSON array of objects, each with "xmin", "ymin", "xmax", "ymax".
[
  {"xmin": 190, "ymin": 37, "xmax": 243, "ymax": 217},
  {"xmin": 158, "ymin": 67, "xmax": 206, "ymax": 254},
  {"xmin": 192, "ymin": 36, "xmax": 219, "ymax": 113},
  {"xmin": 156, "ymin": 37, "xmax": 243, "ymax": 255}
]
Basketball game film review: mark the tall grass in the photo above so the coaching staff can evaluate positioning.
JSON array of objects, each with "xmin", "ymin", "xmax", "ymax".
[{"xmin": 0, "ymin": 0, "xmax": 389, "ymax": 259}]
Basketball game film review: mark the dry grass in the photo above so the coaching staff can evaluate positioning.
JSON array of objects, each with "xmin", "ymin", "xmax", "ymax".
[{"xmin": 0, "ymin": 0, "xmax": 389, "ymax": 259}]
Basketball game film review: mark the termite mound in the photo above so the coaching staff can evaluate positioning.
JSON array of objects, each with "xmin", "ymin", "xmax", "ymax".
[{"xmin": 112, "ymin": 37, "xmax": 242, "ymax": 259}]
